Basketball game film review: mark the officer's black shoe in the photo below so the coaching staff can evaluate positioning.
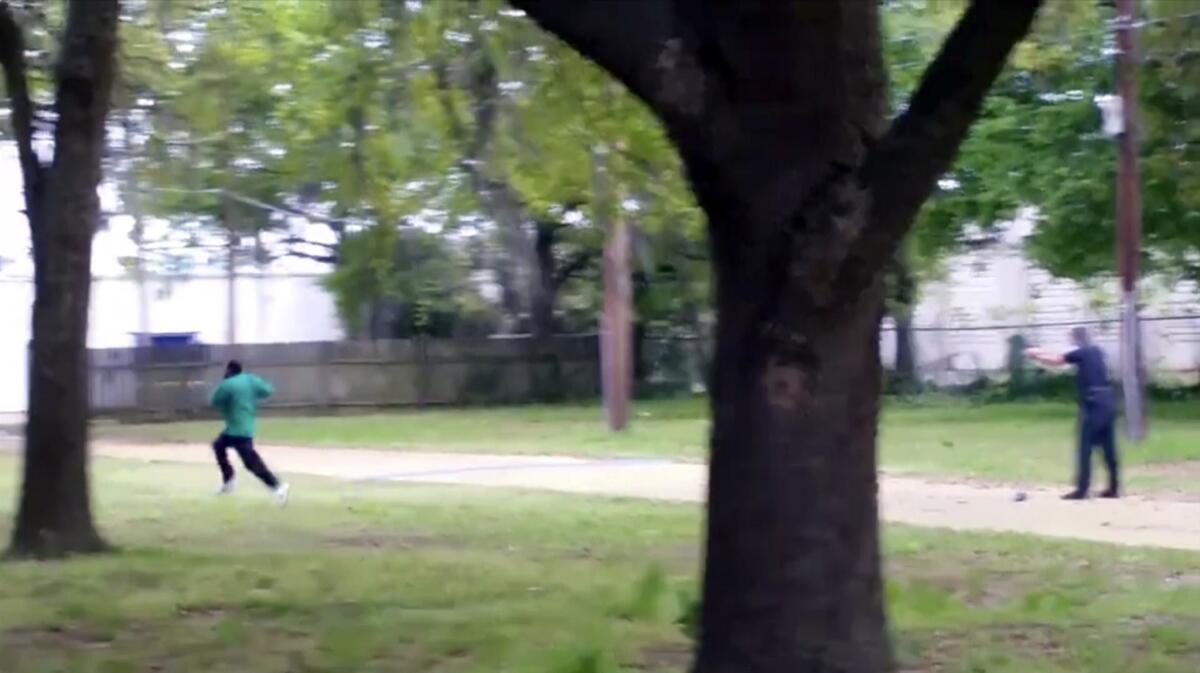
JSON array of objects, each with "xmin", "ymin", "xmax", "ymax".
[
  {"xmin": 1061, "ymin": 491, "xmax": 1088, "ymax": 500},
  {"xmin": 1099, "ymin": 488, "xmax": 1120, "ymax": 499}
]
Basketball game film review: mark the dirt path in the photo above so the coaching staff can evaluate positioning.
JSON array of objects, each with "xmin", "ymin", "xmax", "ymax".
[{"xmin": 95, "ymin": 442, "xmax": 1200, "ymax": 552}]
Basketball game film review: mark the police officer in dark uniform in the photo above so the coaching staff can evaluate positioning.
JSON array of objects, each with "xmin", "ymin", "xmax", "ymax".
[{"xmin": 1025, "ymin": 327, "xmax": 1120, "ymax": 500}]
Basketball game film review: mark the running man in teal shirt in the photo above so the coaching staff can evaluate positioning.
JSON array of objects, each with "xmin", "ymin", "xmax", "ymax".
[{"xmin": 209, "ymin": 360, "xmax": 289, "ymax": 504}]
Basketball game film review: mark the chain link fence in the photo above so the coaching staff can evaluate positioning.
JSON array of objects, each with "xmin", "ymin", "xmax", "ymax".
[
  {"xmin": 881, "ymin": 314, "xmax": 1200, "ymax": 392},
  {"xmin": 637, "ymin": 315, "xmax": 1200, "ymax": 398}
]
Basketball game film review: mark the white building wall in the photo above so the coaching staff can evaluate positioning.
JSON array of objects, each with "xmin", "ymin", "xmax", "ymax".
[
  {"xmin": 885, "ymin": 237, "xmax": 1200, "ymax": 384},
  {"xmin": 0, "ymin": 273, "xmax": 341, "ymax": 412}
]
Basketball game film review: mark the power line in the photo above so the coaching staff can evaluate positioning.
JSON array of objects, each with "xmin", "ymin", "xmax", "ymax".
[
  {"xmin": 135, "ymin": 185, "xmax": 353, "ymax": 226},
  {"xmin": 886, "ymin": 9, "xmax": 1200, "ymax": 70},
  {"xmin": 882, "ymin": 314, "xmax": 1200, "ymax": 334}
]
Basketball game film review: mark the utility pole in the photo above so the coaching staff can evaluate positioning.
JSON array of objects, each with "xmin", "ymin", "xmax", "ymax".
[
  {"xmin": 1113, "ymin": 0, "xmax": 1147, "ymax": 442},
  {"xmin": 593, "ymin": 144, "xmax": 632, "ymax": 431}
]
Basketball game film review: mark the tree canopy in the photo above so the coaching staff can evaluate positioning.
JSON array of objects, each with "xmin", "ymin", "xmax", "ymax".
[{"xmin": 6, "ymin": 0, "xmax": 1196, "ymax": 339}]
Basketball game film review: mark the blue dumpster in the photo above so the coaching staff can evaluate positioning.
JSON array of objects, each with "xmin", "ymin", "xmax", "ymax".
[
  {"xmin": 131, "ymin": 332, "xmax": 199, "ymax": 348},
  {"xmin": 131, "ymin": 332, "xmax": 206, "ymax": 365},
  {"xmin": 149, "ymin": 332, "xmax": 198, "ymax": 347}
]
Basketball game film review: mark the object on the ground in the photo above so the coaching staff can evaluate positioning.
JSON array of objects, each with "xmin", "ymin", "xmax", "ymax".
[{"xmin": 1014, "ymin": 490, "xmax": 1027, "ymax": 502}]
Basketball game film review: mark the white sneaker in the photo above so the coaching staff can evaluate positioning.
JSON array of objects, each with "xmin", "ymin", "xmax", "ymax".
[
  {"xmin": 217, "ymin": 479, "xmax": 236, "ymax": 495},
  {"xmin": 273, "ymin": 482, "xmax": 290, "ymax": 506}
]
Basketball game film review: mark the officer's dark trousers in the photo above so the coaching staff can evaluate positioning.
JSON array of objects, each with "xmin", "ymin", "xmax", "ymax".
[{"xmin": 1076, "ymin": 388, "xmax": 1119, "ymax": 494}]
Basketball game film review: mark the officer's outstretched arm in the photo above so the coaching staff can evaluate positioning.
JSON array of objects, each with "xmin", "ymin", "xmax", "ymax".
[{"xmin": 1023, "ymin": 347, "xmax": 1066, "ymax": 367}]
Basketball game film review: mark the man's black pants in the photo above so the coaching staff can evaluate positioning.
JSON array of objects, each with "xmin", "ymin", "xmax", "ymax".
[
  {"xmin": 213, "ymin": 433, "xmax": 280, "ymax": 488},
  {"xmin": 1076, "ymin": 389, "xmax": 1119, "ymax": 494}
]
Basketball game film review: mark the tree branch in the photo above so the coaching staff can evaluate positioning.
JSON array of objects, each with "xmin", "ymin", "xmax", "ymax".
[
  {"xmin": 433, "ymin": 33, "xmax": 506, "ymax": 193},
  {"xmin": 510, "ymin": 0, "xmax": 684, "ymax": 120},
  {"xmin": 843, "ymin": 0, "xmax": 1044, "ymax": 289},
  {"xmin": 280, "ymin": 235, "xmax": 337, "ymax": 251},
  {"xmin": 431, "ymin": 58, "xmax": 468, "ymax": 148},
  {"xmin": 224, "ymin": 191, "xmax": 352, "ymax": 228},
  {"xmin": 284, "ymin": 249, "xmax": 339, "ymax": 265},
  {"xmin": 278, "ymin": 236, "xmax": 340, "ymax": 264},
  {"xmin": 0, "ymin": 0, "xmax": 43, "ymax": 218},
  {"xmin": 136, "ymin": 186, "xmax": 354, "ymax": 228}
]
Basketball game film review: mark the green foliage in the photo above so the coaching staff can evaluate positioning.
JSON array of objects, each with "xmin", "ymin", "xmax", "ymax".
[
  {"xmin": 547, "ymin": 647, "xmax": 621, "ymax": 673},
  {"xmin": 676, "ymin": 590, "xmax": 701, "ymax": 642},
  {"xmin": 101, "ymin": 0, "xmax": 709, "ymax": 337},
  {"xmin": 322, "ymin": 225, "xmax": 492, "ymax": 338},
  {"xmin": 614, "ymin": 564, "xmax": 673, "ymax": 623},
  {"xmin": 79, "ymin": 0, "xmax": 1199, "ymax": 341},
  {"xmin": 893, "ymin": 0, "xmax": 1200, "ymax": 284}
]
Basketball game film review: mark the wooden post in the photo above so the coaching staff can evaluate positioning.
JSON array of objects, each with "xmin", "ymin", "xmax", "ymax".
[{"xmin": 593, "ymin": 145, "xmax": 632, "ymax": 431}]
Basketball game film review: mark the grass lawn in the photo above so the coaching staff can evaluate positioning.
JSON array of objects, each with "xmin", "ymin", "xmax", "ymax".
[
  {"xmin": 1, "ymin": 456, "xmax": 1199, "ymax": 672},
  {"xmin": 99, "ymin": 399, "xmax": 1200, "ymax": 491}
]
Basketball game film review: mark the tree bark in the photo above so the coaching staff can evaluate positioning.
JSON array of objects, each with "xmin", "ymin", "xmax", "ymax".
[
  {"xmin": 704, "ymin": 265, "xmax": 890, "ymax": 671},
  {"xmin": 511, "ymin": 1, "xmax": 1041, "ymax": 669},
  {"xmin": 433, "ymin": 41, "xmax": 540, "ymax": 333},
  {"xmin": 595, "ymin": 147, "xmax": 633, "ymax": 431},
  {"xmin": 532, "ymin": 220, "xmax": 558, "ymax": 339},
  {"xmin": 7, "ymin": 0, "xmax": 119, "ymax": 559}
]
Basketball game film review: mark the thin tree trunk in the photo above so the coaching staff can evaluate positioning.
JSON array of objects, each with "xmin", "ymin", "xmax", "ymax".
[
  {"xmin": 531, "ymin": 221, "xmax": 562, "ymax": 399},
  {"xmin": 9, "ymin": 0, "xmax": 119, "ymax": 559},
  {"xmin": 684, "ymin": 303, "xmax": 710, "ymax": 394},
  {"xmin": 890, "ymin": 250, "xmax": 919, "ymax": 393},
  {"xmin": 631, "ymin": 268, "xmax": 650, "ymax": 386},
  {"xmin": 595, "ymin": 146, "xmax": 632, "ymax": 431},
  {"xmin": 494, "ymin": 259, "xmax": 523, "ymax": 332},
  {"xmin": 531, "ymin": 221, "xmax": 558, "ymax": 339},
  {"xmin": 894, "ymin": 314, "xmax": 916, "ymax": 392},
  {"xmin": 633, "ymin": 320, "xmax": 649, "ymax": 386}
]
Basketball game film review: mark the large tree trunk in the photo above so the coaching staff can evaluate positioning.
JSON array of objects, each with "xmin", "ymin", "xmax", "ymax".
[
  {"xmin": 703, "ymin": 261, "xmax": 890, "ymax": 671},
  {"xmin": 679, "ymin": 6, "xmax": 893, "ymax": 664},
  {"xmin": 7, "ymin": 0, "xmax": 119, "ymax": 559},
  {"xmin": 511, "ymin": 1, "xmax": 1041, "ymax": 670}
]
